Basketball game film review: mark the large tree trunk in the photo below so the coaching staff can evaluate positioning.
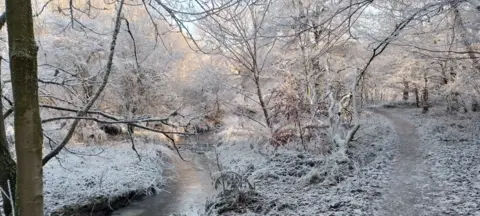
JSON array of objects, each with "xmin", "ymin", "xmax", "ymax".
[
  {"xmin": 325, "ymin": 56, "xmax": 360, "ymax": 160},
  {"xmin": 6, "ymin": 0, "xmax": 44, "ymax": 215},
  {"xmin": 0, "ymin": 58, "xmax": 17, "ymax": 216}
]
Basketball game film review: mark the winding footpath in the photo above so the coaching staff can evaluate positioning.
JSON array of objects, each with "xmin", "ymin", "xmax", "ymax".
[{"xmin": 372, "ymin": 108, "xmax": 439, "ymax": 216}]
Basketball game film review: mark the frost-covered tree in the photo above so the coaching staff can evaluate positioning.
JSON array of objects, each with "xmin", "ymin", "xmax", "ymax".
[{"xmin": 197, "ymin": 0, "xmax": 277, "ymax": 129}]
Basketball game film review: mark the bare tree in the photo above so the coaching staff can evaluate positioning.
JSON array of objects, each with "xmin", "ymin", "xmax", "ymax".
[
  {"xmin": 197, "ymin": 0, "xmax": 275, "ymax": 129},
  {"xmin": 6, "ymin": 0, "xmax": 44, "ymax": 214}
]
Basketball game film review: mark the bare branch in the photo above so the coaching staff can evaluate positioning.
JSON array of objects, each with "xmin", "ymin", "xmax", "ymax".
[
  {"xmin": 43, "ymin": 0, "xmax": 126, "ymax": 166},
  {"xmin": 355, "ymin": 1, "xmax": 449, "ymax": 87},
  {"xmin": 126, "ymin": 125, "xmax": 141, "ymax": 161},
  {"xmin": 122, "ymin": 17, "xmax": 140, "ymax": 68}
]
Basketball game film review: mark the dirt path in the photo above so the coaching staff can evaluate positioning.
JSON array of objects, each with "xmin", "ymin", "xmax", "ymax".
[{"xmin": 372, "ymin": 108, "xmax": 438, "ymax": 216}]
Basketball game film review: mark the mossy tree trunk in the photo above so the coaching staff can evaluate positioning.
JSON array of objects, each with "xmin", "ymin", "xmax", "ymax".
[{"xmin": 6, "ymin": 0, "xmax": 44, "ymax": 215}]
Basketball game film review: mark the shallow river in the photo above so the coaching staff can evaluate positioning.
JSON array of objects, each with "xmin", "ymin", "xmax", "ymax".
[{"xmin": 110, "ymin": 135, "xmax": 217, "ymax": 216}]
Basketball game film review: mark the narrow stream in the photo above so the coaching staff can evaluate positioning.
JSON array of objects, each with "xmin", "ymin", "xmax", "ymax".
[{"xmin": 110, "ymin": 134, "xmax": 217, "ymax": 216}]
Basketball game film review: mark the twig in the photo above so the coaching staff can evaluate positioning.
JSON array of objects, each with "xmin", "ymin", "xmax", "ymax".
[
  {"xmin": 8, "ymin": 180, "xmax": 13, "ymax": 216},
  {"xmin": 2, "ymin": 95, "xmax": 12, "ymax": 106},
  {"xmin": 214, "ymin": 147, "xmax": 226, "ymax": 194},
  {"xmin": 0, "ymin": 180, "xmax": 15, "ymax": 216},
  {"xmin": 163, "ymin": 133, "xmax": 186, "ymax": 161},
  {"xmin": 127, "ymin": 124, "xmax": 141, "ymax": 161},
  {"xmin": 121, "ymin": 17, "xmax": 140, "ymax": 68},
  {"xmin": 42, "ymin": 116, "xmax": 167, "ymax": 124},
  {"xmin": 42, "ymin": 116, "xmax": 195, "ymax": 135}
]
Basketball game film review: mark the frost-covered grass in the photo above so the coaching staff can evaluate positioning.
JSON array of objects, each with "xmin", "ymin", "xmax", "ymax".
[
  {"xmin": 42, "ymin": 142, "xmax": 174, "ymax": 214},
  {"xmin": 1, "ymin": 143, "xmax": 173, "ymax": 216},
  {"xmin": 394, "ymin": 106, "xmax": 480, "ymax": 215},
  {"xmin": 0, "ymin": 126, "xmax": 184, "ymax": 216},
  {"xmin": 206, "ymin": 113, "xmax": 396, "ymax": 215},
  {"xmin": 40, "ymin": 141, "xmax": 173, "ymax": 215}
]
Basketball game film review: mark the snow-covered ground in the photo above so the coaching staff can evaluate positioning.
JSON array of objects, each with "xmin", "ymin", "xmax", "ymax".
[
  {"xmin": 2, "ymin": 105, "xmax": 479, "ymax": 215},
  {"xmin": 206, "ymin": 106, "xmax": 480, "ymax": 215},
  {"xmin": 206, "ymin": 112, "xmax": 397, "ymax": 215},
  {"xmin": 393, "ymin": 106, "xmax": 480, "ymax": 215},
  {"xmin": 1, "ymin": 141, "xmax": 174, "ymax": 215},
  {"xmin": 43, "ymin": 142, "xmax": 174, "ymax": 215}
]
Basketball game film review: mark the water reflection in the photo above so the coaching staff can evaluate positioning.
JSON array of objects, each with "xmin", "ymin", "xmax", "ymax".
[{"xmin": 111, "ymin": 152, "xmax": 216, "ymax": 216}]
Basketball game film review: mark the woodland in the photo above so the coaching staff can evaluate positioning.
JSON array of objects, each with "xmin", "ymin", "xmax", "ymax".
[{"xmin": 0, "ymin": 0, "xmax": 480, "ymax": 215}]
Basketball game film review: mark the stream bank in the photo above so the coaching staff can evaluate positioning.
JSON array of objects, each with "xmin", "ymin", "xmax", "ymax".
[
  {"xmin": 111, "ymin": 151, "xmax": 216, "ymax": 216},
  {"xmin": 45, "ymin": 131, "xmax": 217, "ymax": 216},
  {"xmin": 109, "ymin": 133, "xmax": 218, "ymax": 216},
  {"xmin": 44, "ymin": 143, "xmax": 170, "ymax": 216},
  {"xmin": 50, "ymin": 148, "xmax": 216, "ymax": 216}
]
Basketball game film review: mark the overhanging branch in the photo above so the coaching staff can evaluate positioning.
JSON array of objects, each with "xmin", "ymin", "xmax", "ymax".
[{"xmin": 42, "ymin": 0, "xmax": 126, "ymax": 166}]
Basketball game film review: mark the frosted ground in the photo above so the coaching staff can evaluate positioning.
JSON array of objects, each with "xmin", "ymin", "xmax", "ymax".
[
  {"xmin": 2, "ymin": 142, "xmax": 174, "ymax": 215},
  {"xmin": 206, "ymin": 106, "xmax": 480, "ymax": 215},
  {"xmin": 44, "ymin": 142, "xmax": 175, "ymax": 215},
  {"xmin": 2, "ymin": 105, "xmax": 479, "ymax": 215},
  {"xmin": 394, "ymin": 106, "xmax": 480, "ymax": 215}
]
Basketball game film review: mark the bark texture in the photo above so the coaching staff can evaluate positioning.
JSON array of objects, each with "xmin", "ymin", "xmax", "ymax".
[{"xmin": 6, "ymin": 0, "xmax": 44, "ymax": 215}]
